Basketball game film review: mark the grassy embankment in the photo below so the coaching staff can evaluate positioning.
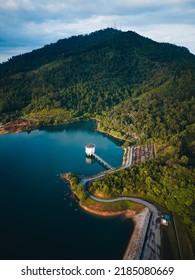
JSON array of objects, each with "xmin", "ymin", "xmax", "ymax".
[{"xmin": 62, "ymin": 173, "xmax": 144, "ymax": 217}]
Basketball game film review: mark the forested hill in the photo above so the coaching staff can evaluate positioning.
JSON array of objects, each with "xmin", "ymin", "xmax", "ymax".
[
  {"xmin": 1, "ymin": 27, "xmax": 194, "ymax": 74},
  {"xmin": 0, "ymin": 28, "xmax": 121, "ymax": 75},
  {"xmin": 0, "ymin": 28, "xmax": 195, "ymax": 154},
  {"xmin": 0, "ymin": 28, "xmax": 194, "ymax": 120}
]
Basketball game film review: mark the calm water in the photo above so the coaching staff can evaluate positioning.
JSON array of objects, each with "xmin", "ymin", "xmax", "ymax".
[{"xmin": 0, "ymin": 121, "xmax": 134, "ymax": 260}]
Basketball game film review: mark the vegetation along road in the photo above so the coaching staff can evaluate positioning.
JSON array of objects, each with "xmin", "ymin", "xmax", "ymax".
[{"xmin": 81, "ymin": 145, "xmax": 161, "ymax": 259}]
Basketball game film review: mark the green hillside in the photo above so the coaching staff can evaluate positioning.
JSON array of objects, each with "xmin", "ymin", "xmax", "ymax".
[
  {"xmin": 0, "ymin": 28, "xmax": 195, "ymax": 244},
  {"xmin": 0, "ymin": 28, "xmax": 194, "ymax": 123}
]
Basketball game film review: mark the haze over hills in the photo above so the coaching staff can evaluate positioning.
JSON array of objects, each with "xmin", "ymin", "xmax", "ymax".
[{"xmin": 0, "ymin": 28, "xmax": 195, "ymax": 243}]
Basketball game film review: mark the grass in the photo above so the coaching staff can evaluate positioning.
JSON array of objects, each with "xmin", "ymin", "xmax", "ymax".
[
  {"xmin": 160, "ymin": 219, "xmax": 180, "ymax": 260},
  {"xmin": 84, "ymin": 197, "xmax": 144, "ymax": 213},
  {"xmin": 160, "ymin": 210, "xmax": 195, "ymax": 260},
  {"xmin": 24, "ymin": 108, "xmax": 75, "ymax": 123},
  {"xmin": 173, "ymin": 215, "xmax": 195, "ymax": 259}
]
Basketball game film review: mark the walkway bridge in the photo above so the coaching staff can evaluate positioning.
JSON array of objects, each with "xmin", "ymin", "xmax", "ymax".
[{"xmin": 93, "ymin": 153, "xmax": 114, "ymax": 170}]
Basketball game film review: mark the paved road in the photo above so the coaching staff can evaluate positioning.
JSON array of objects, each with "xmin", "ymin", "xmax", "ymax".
[
  {"xmin": 81, "ymin": 146, "xmax": 134, "ymax": 185},
  {"xmin": 81, "ymin": 145, "xmax": 161, "ymax": 260},
  {"xmin": 87, "ymin": 193, "xmax": 161, "ymax": 260}
]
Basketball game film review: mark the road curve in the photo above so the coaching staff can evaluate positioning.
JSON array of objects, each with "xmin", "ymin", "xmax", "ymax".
[
  {"xmin": 87, "ymin": 191, "xmax": 161, "ymax": 260},
  {"xmin": 88, "ymin": 193, "xmax": 156, "ymax": 212},
  {"xmin": 82, "ymin": 145, "xmax": 161, "ymax": 259}
]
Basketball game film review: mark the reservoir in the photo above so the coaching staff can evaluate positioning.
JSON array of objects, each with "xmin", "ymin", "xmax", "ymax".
[{"xmin": 0, "ymin": 121, "xmax": 134, "ymax": 260}]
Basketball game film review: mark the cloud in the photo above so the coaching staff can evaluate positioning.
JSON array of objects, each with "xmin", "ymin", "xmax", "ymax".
[
  {"xmin": 0, "ymin": 0, "xmax": 35, "ymax": 10},
  {"xmin": 0, "ymin": 0, "xmax": 194, "ymax": 62},
  {"xmin": 0, "ymin": 0, "xmax": 18, "ymax": 10}
]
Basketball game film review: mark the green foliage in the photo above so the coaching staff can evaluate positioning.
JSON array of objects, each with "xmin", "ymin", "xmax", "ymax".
[
  {"xmin": 91, "ymin": 159, "xmax": 195, "ymax": 238},
  {"xmin": 0, "ymin": 28, "xmax": 194, "ymax": 127},
  {"xmin": 24, "ymin": 108, "xmax": 76, "ymax": 125},
  {"xmin": 66, "ymin": 173, "xmax": 144, "ymax": 212},
  {"xmin": 66, "ymin": 174, "xmax": 87, "ymax": 203},
  {"xmin": 97, "ymin": 68, "xmax": 195, "ymax": 165}
]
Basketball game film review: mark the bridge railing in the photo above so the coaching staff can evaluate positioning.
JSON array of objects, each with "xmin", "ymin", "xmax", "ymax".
[{"xmin": 93, "ymin": 153, "xmax": 113, "ymax": 170}]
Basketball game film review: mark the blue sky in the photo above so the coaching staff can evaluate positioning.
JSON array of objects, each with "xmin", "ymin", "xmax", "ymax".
[{"xmin": 0, "ymin": 0, "xmax": 195, "ymax": 62}]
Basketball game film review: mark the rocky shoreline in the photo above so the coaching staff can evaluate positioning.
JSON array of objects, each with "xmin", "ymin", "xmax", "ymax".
[
  {"xmin": 0, "ymin": 120, "xmax": 38, "ymax": 135},
  {"xmin": 81, "ymin": 200, "xmax": 151, "ymax": 260},
  {"xmin": 82, "ymin": 202, "xmax": 151, "ymax": 260},
  {"xmin": 123, "ymin": 207, "xmax": 151, "ymax": 260}
]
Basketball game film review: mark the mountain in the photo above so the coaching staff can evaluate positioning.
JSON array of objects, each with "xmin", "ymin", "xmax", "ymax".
[
  {"xmin": 0, "ymin": 28, "xmax": 195, "ymax": 250},
  {"xmin": 0, "ymin": 28, "xmax": 194, "ymax": 120},
  {"xmin": 0, "ymin": 27, "xmax": 194, "ymax": 156},
  {"xmin": 0, "ymin": 28, "xmax": 121, "ymax": 75},
  {"xmin": 0, "ymin": 28, "xmax": 194, "ymax": 152}
]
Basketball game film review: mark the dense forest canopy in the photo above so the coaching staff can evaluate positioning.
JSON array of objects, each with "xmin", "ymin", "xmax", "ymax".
[
  {"xmin": 0, "ymin": 28, "xmax": 194, "ymax": 123},
  {"xmin": 0, "ymin": 28, "xmax": 195, "ymax": 238}
]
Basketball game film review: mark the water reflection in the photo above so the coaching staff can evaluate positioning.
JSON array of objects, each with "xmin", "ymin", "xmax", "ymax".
[{"xmin": 85, "ymin": 156, "xmax": 95, "ymax": 164}]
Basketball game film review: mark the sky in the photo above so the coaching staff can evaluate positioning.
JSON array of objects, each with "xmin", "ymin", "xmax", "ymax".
[{"xmin": 0, "ymin": 0, "xmax": 195, "ymax": 62}]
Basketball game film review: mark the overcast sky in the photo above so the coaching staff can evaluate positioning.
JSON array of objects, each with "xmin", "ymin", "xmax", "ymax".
[{"xmin": 0, "ymin": 0, "xmax": 195, "ymax": 62}]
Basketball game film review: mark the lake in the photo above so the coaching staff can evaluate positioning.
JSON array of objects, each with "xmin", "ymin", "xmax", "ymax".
[{"xmin": 0, "ymin": 121, "xmax": 134, "ymax": 260}]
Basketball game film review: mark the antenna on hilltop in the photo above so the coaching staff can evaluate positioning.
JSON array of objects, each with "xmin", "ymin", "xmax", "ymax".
[
  {"xmin": 113, "ymin": 17, "xmax": 118, "ymax": 30},
  {"xmin": 112, "ymin": 17, "xmax": 121, "ymax": 30}
]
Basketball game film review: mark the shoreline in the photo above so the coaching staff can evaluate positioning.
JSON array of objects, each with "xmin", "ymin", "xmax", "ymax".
[
  {"xmin": 80, "ymin": 203, "xmax": 135, "ymax": 217},
  {"xmin": 0, "ymin": 117, "xmax": 137, "ymax": 142},
  {"xmin": 82, "ymin": 200, "xmax": 151, "ymax": 260},
  {"xmin": 0, "ymin": 120, "xmax": 39, "ymax": 135},
  {"xmin": 0, "ymin": 117, "xmax": 91, "ymax": 135},
  {"xmin": 96, "ymin": 126, "xmax": 132, "ymax": 143},
  {"xmin": 95, "ymin": 119, "xmax": 138, "ymax": 142},
  {"xmin": 80, "ymin": 197, "xmax": 150, "ymax": 260},
  {"xmin": 123, "ymin": 207, "xmax": 151, "ymax": 260},
  {"xmin": 63, "ymin": 173, "xmax": 150, "ymax": 260}
]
